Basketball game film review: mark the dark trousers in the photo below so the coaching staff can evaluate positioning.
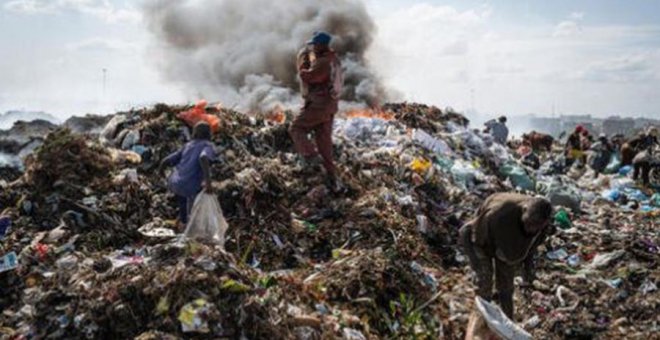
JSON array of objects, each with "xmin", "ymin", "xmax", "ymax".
[
  {"xmin": 289, "ymin": 96, "xmax": 338, "ymax": 176},
  {"xmin": 633, "ymin": 162, "xmax": 651, "ymax": 185},
  {"xmin": 459, "ymin": 225, "xmax": 515, "ymax": 318},
  {"xmin": 177, "ymin": 195, "xmax": 195, "ymax": 224}
]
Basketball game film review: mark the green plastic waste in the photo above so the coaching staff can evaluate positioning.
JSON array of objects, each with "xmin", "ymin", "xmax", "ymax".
[
  {"xmin": 651, "ymin": 193, "xmax": 660, "ymax": 207},
  {"xmin": 554, "ymin": 209, "xmax": 572, "ymax": 229},
  {"xmin": 434, "ymin": 156, "xmax": 454, "ymax": 171},
  {"xmin": 499, "ymin": 162, "xmax": 536, "ymax": 191}
]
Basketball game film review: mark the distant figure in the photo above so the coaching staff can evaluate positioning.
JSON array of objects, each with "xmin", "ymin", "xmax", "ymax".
[
  {"xmin": 589, "ymin": 133, "xmax": 614, "ymax": 178},
  {"xmin": 159, "ymin": 122, "xmax": 215, "ymax": 228},
  {"xmin": 522, "ymin": 131, "xmax": 554, "ymax": 152},
  {"xmin": 565, "ymin": 126, "xmax": 585, "ymax": 169},
  {"xmin": 484, "ymin": 116, "xmax": 509, "ymax": 145},
  {"xmin": 289, "ymin": 31, "xmax": 344, "ymax": 191},
  {"xmin": 631, "ymin": 127, "xmax": 659, "ymax": 185},
  {"xmin": 522, "ymin": 151, "xmax": 541, "ymax": 170},
  {"xmin": 459, "ymin": 193, "xmax": 553, "ymax": 318},
  {"xmin": 622, "ymin": 127, "xmax": 659, "ymax": 166}
]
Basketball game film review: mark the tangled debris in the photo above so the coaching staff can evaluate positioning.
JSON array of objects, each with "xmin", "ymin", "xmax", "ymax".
[{"xmin": 0, "ymin": 102, "xmax": 658, "ymax": 339}]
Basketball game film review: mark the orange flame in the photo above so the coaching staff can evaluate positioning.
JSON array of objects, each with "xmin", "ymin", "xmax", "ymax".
[
  {"xmin": 264, "ymin": 105, "xmax": 286, "ymax": 124},
  {"xmin": 344, "ymin": 108, "xmax": 394, "ymax": 120}
]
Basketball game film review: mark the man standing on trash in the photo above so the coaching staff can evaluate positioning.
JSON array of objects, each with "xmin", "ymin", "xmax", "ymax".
[
  {"xmin": 484, "ymin": 116, "xmax": 509, "ymax": 145},
  {"xmin": 159, "ymin": 122, "xmax": 215, "ymax": 229},
  {"xmin": 459, "ymin": 193, "xmax": 554, "ymax": 318},
  {"xmin": 564, "ymin": 125, "xmax": 585, "ymax": 169},
  {"xmin": 289, "ymin": 31, "xmax": 343, "ymax": 191}
]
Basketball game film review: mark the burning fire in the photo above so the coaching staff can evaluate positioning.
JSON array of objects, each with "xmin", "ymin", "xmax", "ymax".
[
  {"xmin": 264, "ymin": 105, "xmax": 286, "ymax": 124},
  {"xmin": 344, "ymin": 108, "xmax": 394, "ymax": 120}
]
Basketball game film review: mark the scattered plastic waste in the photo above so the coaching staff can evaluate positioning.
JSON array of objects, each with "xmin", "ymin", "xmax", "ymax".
[
  {"xmin": 0, "ymin": 102, "xmax": 656, "ymax": 339},
  {"xmin": 178, "ymin": 299, "xmax": 214, "ymax": 333},
  {"xmin": 639, "ymin": 280, "xmax": 657, "ymax": 295},
  {"xmin": 546, "ymin": 248, "xmax": 569, "ymax": 260},
  {"xmin": 184, "ymin": 193, "xmax": 228, "ymax": 247},
  {"xmin": 412, "ymin": 128, "xmax": 452, "ymax": 156},
  {"xmin": 618, "ymin": 165, "xmax": 633, "ymax": 176},
  {"xmin": 604, "ymin": 278, "xmax": 623, "ymax": 289},
  {"xmin": 567, "ymin": 254, "xmax": 581, "ymax": 267},
  {"xmin": 410, "ymin": 158, "xmax": 432, "ymax": 174},
  {"xmin": 554, "ymin": 209, "xmax": 572, "ymax": 229},
  {"xmin": 0, "ymin": 251, "xmax": 18, "ymax": 273},
  {"xmin": 474, "ymin": 297, "xmax": 532, "ymax": 340},
  {"xmin": 588, "ymin": 250, "xmax": 625, "ymax": 269},
  {"xmin": 499, "ymin": 162, "xmax": 535, "ymax": 191},
  {"xmin": 138, "ymin": 219, "xmax": 176, "ymax": 238},
  {"xmin": 523, "ymin": 315, "xmax": 541, "ymax": 329}
]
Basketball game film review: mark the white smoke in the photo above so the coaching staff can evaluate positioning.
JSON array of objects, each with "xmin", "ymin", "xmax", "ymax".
[{"xmin": 143, "ymin": 0, "xmax": 393, "ymax": 112}]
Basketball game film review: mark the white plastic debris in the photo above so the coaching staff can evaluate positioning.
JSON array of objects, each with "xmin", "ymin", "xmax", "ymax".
[{"xmin": 475, "ymin": 296, "xmax": 532, "ymax": 340}]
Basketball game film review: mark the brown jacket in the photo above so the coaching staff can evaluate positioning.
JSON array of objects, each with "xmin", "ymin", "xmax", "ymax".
[
  {"xmin": 298, "ymin": 49, "xmax": 338, "ymax": 117},
  {"xmin": 297, "ymin": 47, "xmax": 312, "ymax": 98},
  {"xmin": 468, "ymin": 193, "xmax": 545, "ymax": 265},
  {"xmin": 300, "ymin": 50, "xmax": 335, "ymax": 94}
]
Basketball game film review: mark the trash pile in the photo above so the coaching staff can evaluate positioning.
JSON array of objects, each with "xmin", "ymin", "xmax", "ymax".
[{"xmin": 0, "ymin": 102, "xmax": 658, "ymax": 339}]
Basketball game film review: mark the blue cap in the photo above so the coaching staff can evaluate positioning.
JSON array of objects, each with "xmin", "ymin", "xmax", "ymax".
[{"xmin": 307, "ymin": 31, "xmax": 332, "ymax": 45}]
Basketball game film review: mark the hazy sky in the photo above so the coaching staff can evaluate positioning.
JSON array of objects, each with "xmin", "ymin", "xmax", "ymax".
[{"xmin": 1, "ymin": 0, "xmax": 660, "ymax": 120}]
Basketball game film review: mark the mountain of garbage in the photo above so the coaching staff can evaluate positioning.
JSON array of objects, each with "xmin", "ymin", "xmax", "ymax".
[
  {"xmin": 0, "ymin": 110, "xmax": 60, "ymax": 131},
  {"xmin": 0, "ymin": 102, "xmax": 658, "ymax": 339}
]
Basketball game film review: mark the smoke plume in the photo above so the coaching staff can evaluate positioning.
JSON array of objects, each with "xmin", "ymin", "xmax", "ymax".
[{"xmin": 144, "ymin": 0, "xmax": 392, "ymax": 112}]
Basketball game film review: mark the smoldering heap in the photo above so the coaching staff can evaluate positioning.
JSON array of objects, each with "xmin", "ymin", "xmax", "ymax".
[
  {"xmin": 143, "ymin": 0, "xmax": 393, "ymax": 112},
  {"xmin": 0, "ymin": 101, "xmax": 658, "ymax": 339}
]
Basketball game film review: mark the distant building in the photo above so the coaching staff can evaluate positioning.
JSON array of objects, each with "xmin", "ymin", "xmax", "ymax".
[
  {"xmin": 561, "ymin": 121, "xmax": 596, "ymax": 135},
  {"xmin": 603, "ymin": 117, "xmax": 636, "ymax": 137},
  {"xmin": 529, "ymin": 117, "xmax": 561, "ymax": 136},
  {"xmin": 634, "ymin": 118, "xmax": 660, "ymax": 132},
  {"xmin": 558, "ymin": 114, "xmax": 598, "ymax": 135}
]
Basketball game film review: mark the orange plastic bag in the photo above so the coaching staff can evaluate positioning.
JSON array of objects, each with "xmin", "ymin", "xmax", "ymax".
[{"xmin": 177, "ymin": 100, "xmax": 220, "ymax": 133}]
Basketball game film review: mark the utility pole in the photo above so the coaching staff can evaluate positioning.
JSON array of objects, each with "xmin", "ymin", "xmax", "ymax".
[{"xmin": 102, "ymin": 68, "xmax": 107, "ymax": 98}]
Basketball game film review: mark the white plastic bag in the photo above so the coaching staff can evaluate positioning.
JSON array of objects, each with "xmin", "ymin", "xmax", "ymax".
[
  {"xmin": 474, "ymin": 297, "xmax": 532, "ymax": 340},
  {"xmin": 412, "ymin": 129, "xmax": 453, "ymax": 156},
  {"xmin": 184, "ymin": 193, "xmax": 228, "ymax": 247}
]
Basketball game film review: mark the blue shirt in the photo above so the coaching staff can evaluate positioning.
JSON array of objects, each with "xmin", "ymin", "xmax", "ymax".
[{"xmin": 164, "ymin": 140, "xmax": 216, "ymax": 197}]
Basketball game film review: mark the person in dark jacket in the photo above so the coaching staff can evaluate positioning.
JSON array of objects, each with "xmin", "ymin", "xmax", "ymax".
[
  {"xmin": 159, "ymin": 122, "xmax": 215, "ymax": 227},
  {"xmin": 289, "ymin": 31, "xmax": 343, "ymax": 191},
  {"xmin": 589, "ymin": 133, "xmax": 614, "ymax": 178},
  {"xmin": 484, "ymin": 116, "xmax": 509, "ymax": 145},
  {"xmin": 459, "ymin": 193, "xmax": 553, "ymax": 318}
]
